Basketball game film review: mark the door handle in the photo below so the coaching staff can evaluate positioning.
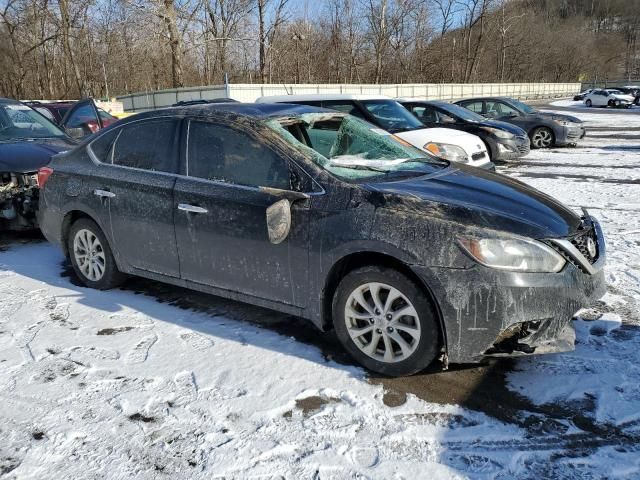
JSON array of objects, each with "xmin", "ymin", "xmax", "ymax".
[
  {"xmin": 94, "ymin": 189, "xmax": 115, "ymax": 198},
  {"xmin": 178, "ymin": 203, "xmax": 208, "ymax": 214}
]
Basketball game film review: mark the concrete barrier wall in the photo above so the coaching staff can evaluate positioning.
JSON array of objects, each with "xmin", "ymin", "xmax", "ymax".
[{"xmin": 118, "ymin": 82, "xmax": 581, "ymax": 112}]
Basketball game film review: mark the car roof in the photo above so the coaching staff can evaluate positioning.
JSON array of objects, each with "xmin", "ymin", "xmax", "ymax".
[
  {"xmin": 0, "ymin": 97, "xmax": 24, "ymax": 105},
  {"xmin": 454, "ymin": 97, "xmax": 514, "ymax": 103},
  {"xmin": 117, "ymin": 102, "xmax": 335, "ymax": 123},
  {"xmin": 256, "ymin": 93, "xmax": 390, "ymax": 103},
  {"xmin": 395, "ymin": 98, "xmax": 450, "ymax": 106}
]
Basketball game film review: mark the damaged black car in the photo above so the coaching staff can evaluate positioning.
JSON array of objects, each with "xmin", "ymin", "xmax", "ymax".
[
  {"xmin": 38, "ymin": 103, "xmax": 605, "ymax": 376},
  {"xmin": 0, "ymin": 98, "xmax": 76, "ymax": 230}
]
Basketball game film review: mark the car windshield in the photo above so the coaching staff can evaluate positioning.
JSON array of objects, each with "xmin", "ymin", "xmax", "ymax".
[
  {"xmin": 432, "ymin": 102, "xmax": 485, "ymax": 122},
  {"xmin": 359, "ymin": 100, "xmax": 424, "ymax": 133},
  {"xmin": 266, "ymin": 113, "xmax": 447, "ymax": 183},
  {"xmin": 507, "ymin": 99, "xmax": 536, "ymax": 114},
  {"xmin": 0, "ymin": 103, "xmax": 65, "ymax": 141}
]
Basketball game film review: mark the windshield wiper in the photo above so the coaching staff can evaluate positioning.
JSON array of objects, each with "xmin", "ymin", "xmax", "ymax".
[{"xmin": 334, "ymin": 163, "xmax": 390, "ymax": 173}]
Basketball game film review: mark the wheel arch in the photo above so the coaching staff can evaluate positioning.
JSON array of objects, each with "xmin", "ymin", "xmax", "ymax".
[{"xmin": 320, "ymin": 251, "xmax": 447, "ymax": 354}]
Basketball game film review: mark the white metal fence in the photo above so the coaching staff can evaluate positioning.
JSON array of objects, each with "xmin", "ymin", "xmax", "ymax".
[{"xmin": 118, "ymin": 82, "xmax": 581, "ymax": 112}]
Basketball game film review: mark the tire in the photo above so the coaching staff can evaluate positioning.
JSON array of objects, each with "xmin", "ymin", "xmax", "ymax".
[
  {"xmin": 530, "ymin": 127, "xmax": 555, "ymax": 149},
  {"xmin": 332, "ymin": 265, "xmax": 440, "ymax": 376},
  {"xmin": 68, "ymin": 218, "xmax": 125, "ymax": 290},
  {"xmin": 608, "ymin": 100, "xmax": 615, "ymax": 107},
  {"xmin": 585, "ymin": 99, "xmax": 592, "ymax": 107}
]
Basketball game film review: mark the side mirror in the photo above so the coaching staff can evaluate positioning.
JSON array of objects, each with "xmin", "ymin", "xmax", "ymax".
[
  {"xmin": 65, "ymin": 127, "xmax": 86, "ymax": 139},
  {"xmin": 266, "ymin": 198, "xmax": 292, "ymax": 244}
]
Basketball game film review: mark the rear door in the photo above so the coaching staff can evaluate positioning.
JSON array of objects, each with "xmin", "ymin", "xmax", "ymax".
[
  {"xmin": 173, "ymin": 118, "xmax": 312, "ymax": 306},
  {"xmin": 87, "ymin": 117, "xmax": 181, "ymax": 276}
]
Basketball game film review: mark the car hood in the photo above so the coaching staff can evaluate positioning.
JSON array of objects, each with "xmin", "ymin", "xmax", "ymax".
[
  {"xmin": 365, "ymin": 164, "xmax": 581, "ymax": 238},
  {"xmin": 530, "ymin": 111, "xmax": 582, "ymax": 123},
  {"xmin": 396, "ymin": 128, "xmax": 486, "ymax": 154},
  {"xmin": 0, "ymin": 137, "xmax": 75, "ymax": 173}
]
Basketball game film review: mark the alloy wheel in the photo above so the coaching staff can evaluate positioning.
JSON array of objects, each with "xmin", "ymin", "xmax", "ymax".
[
  {"xmin": 344, "ymin": 282, "xmax": 421, "ymax": 363},
  {"xmin": 73, "ymin": 228, "xmax": 106, "ymax": 282},
  {"xmin": 532, "ymin": 129, "xmax": 553, "ymax": 148}
]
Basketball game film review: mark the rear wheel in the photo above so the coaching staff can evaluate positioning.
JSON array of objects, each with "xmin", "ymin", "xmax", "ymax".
[
  {"xmin": 530, "ymin": 127, "xmax": 554, "ymax": 149},
  {"xmin": 68, "ymin": 218, "xmax": 124, "ymax": 289},
  {"xmin": 332, "ymin": 266, "xmax": 440, "ymax": 376}
]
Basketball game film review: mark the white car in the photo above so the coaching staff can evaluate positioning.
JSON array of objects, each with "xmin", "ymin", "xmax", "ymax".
[
  {"xmin": 255, "ymin": 94, "xmax": 492, "ymax": 169},
  {"xmin": 584, "ymin": 89, "xmax": 635, "ymax": 108}
]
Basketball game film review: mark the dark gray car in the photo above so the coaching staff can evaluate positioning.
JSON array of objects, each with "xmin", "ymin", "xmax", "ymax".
[
  {"xmin": 455, "ymin": 97, "xmax": 586, "ymax": 149},
  {"xmin": 37, "ymin": 103, "xmax": 605, "ymax": 376}
]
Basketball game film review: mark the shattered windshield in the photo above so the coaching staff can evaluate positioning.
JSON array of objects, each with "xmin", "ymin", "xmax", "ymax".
[
  {"xmin": 0, "ymin": 103, "xmax": 65, "ymax": 141},
  {"xmin": 359, "ymin": 100, "xmax": 424, "ymax": 133},
  {"xmin": 267, "ymin": 113, "xmax": 447, "ymax": 182}
]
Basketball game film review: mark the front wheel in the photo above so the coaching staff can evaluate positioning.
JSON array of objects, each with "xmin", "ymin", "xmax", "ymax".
[
  {"xmin": 332, "ymin": 266, "xmax": 440, "ymax": 376},
  {"xmin": 68, "ymin": 218, "xmax": 125, "ymax": 290},
  {"xmin": 585, "ymin": 99, "xmax": 592, "ymax": 107},
  {"xmin": 530, "ymin": 127, "xmax": 554, "ymax": 149}
]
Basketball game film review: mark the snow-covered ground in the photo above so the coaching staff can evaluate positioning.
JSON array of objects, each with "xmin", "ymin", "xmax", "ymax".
[{"xmin": 1, "ymin": 107, "xmax": 639, "ymax": 479}]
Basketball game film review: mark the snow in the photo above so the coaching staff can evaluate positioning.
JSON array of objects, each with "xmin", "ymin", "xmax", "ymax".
[{"xmin": 1, "ymin": 105, "xmax": 640, "ymax": 478}]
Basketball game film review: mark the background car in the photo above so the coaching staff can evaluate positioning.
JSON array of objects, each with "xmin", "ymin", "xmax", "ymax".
[
  {"xmin": 397, "ymin": 99, "xmax": 530, "ymax": 162},
  {"xmin": 584, "ymin": 89, "xmax": 635, "ymax": 108},
  {"xmin": 37, "ymin": 103, "xmax": 605, "ymax": 376},
  {"xmin": 0, "ymin": 98, "xmax": 76, "ymax": 230},
  {"xmin": 25, "ymin": 101, "xmax": 74, "ymax": 123},
  {"xmin": 256, "ymin": 94, "xmax": 493, "ymax": 169},
  {"xmin": 455, "ymin": 97, "xmax": 585, "ymax": 149}
]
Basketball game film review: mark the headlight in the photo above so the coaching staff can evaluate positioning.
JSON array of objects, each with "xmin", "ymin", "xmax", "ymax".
[
  {"xmin": 554, "ymin": 119, "xmax": 579, "ymax": 127},
  {"xmin": 480, "ymin": 126, "xmax": 513, "ymax": 139},
  {"xmin": 424, "ymin": 142, "xmax": 468, "ymax": 163},
  {"xmin": 458, "ymin": 237, "xmax": 566, "ymax": 273}
]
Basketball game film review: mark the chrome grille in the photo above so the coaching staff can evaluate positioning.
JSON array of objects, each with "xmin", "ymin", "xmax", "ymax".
[{"xmin": 570, "ymin": 227, "xmax": 598, "ymax": 264}]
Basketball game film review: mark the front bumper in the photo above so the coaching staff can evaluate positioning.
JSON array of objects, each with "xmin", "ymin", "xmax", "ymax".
[
  {"xmin": 556, "ymin": 124, "xmax": 586, "ymax": 145},
  {"xmin": 492, "ymin": 135, "xmax": 531, "ymax": 161},
  {"xmin": 412, "ymin": 217, "xmax": 606, "ymax": 364}
]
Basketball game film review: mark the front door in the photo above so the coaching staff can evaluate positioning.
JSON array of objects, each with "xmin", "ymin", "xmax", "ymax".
[
  {"xmin": 86, "ymin": 117, "xmax": 181, "ymax": 276},
  {"xmin": 60, "ymin": 99, "xmax": 103, "ymax": 139},
  {"xmin": 173, "ymin": 118, "xmax": 311, "ymax": 306}
]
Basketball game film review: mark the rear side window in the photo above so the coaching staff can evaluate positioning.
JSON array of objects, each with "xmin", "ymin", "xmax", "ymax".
[
  {"xmin": 187, "ymin": 120, "xmax": 291, "ymax": 190},
  {"xmin": 89, "ymin": 128, "xmax": 119, "ymax": 163},
  {"xmin": 463, "ymin": 101, "xmax": 484, "ymax": 114},
  {"xmin": 112, "ymin": 119, "xmax": 178, "ymax": 173}
]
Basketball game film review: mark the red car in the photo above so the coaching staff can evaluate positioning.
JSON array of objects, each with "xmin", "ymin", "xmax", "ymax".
[{"xmin": 25, "ymin": 99, "xmax": 119, "ymax": 139}]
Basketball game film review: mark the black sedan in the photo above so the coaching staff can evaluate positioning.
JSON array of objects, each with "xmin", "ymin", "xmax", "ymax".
[
  {"xmin": 38, "ymin": 103, "xmax": 605, "ymax": 376},
  {"xmin": 398, "ymin": 99, "xmax": 530, "ymax": 162},
  {"xmin": 0, "ymin": 98, "xmax": 76, "ymax": 230},
  {"xmin": 455, "ymin": 97, "xmax": 586, "ymax": 149}
]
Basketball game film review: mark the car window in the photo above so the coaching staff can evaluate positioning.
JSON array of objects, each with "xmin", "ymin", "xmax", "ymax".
[
  {"xmin": 33, "ymin": 107, "xmax": 55, "ymax": 122},
  {"xmin": 359, "ymin": 100, "xmax": 423, "ymax": 132},
  {"xmin": 89, "ymin": 128, "xmax": 120, "ymax": 163},
  {"xmin": 321, "ymin": 101, "xmax": 365, "ymax": 119},
  {"xmin": 463, "ymin": 101, "xmax": 484, "ymax": 114},
  {"xmin": 111, "ymin": 119, "xmax": 178, "ymax": 173},
  {"xmin": 410, "ymin": 105, "xmax": 438, "ymax": 123},
  {"xmin": 187, "ymin": 120, "xmax": 291, "ymax": 190},
  {"xmin": 0, "ymin": 103, "xmax": 65, "ymax": 140},
  {"xmin": 66, "ymin": 104, "xmax": 99, "ymax": 129},
  {"xmin": 486, "ymin": 101, "xmax": 518, "ymax": 117}
]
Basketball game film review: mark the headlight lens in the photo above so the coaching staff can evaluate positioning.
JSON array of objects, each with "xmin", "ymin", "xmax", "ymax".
[
  {"xmin": 424, "ymin": 142, "xmax": 468, "ymax": 163},
  {"xmin": 458, "ymin": 237, "xmax": 566, "ymax": 273},
  {"xmin": 480, "ymin": 126, "xmax": 513, "ymax": 139},
  {"xmin": 555, "ymin": 119, "xmax": 579, "ymax": 127}
]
